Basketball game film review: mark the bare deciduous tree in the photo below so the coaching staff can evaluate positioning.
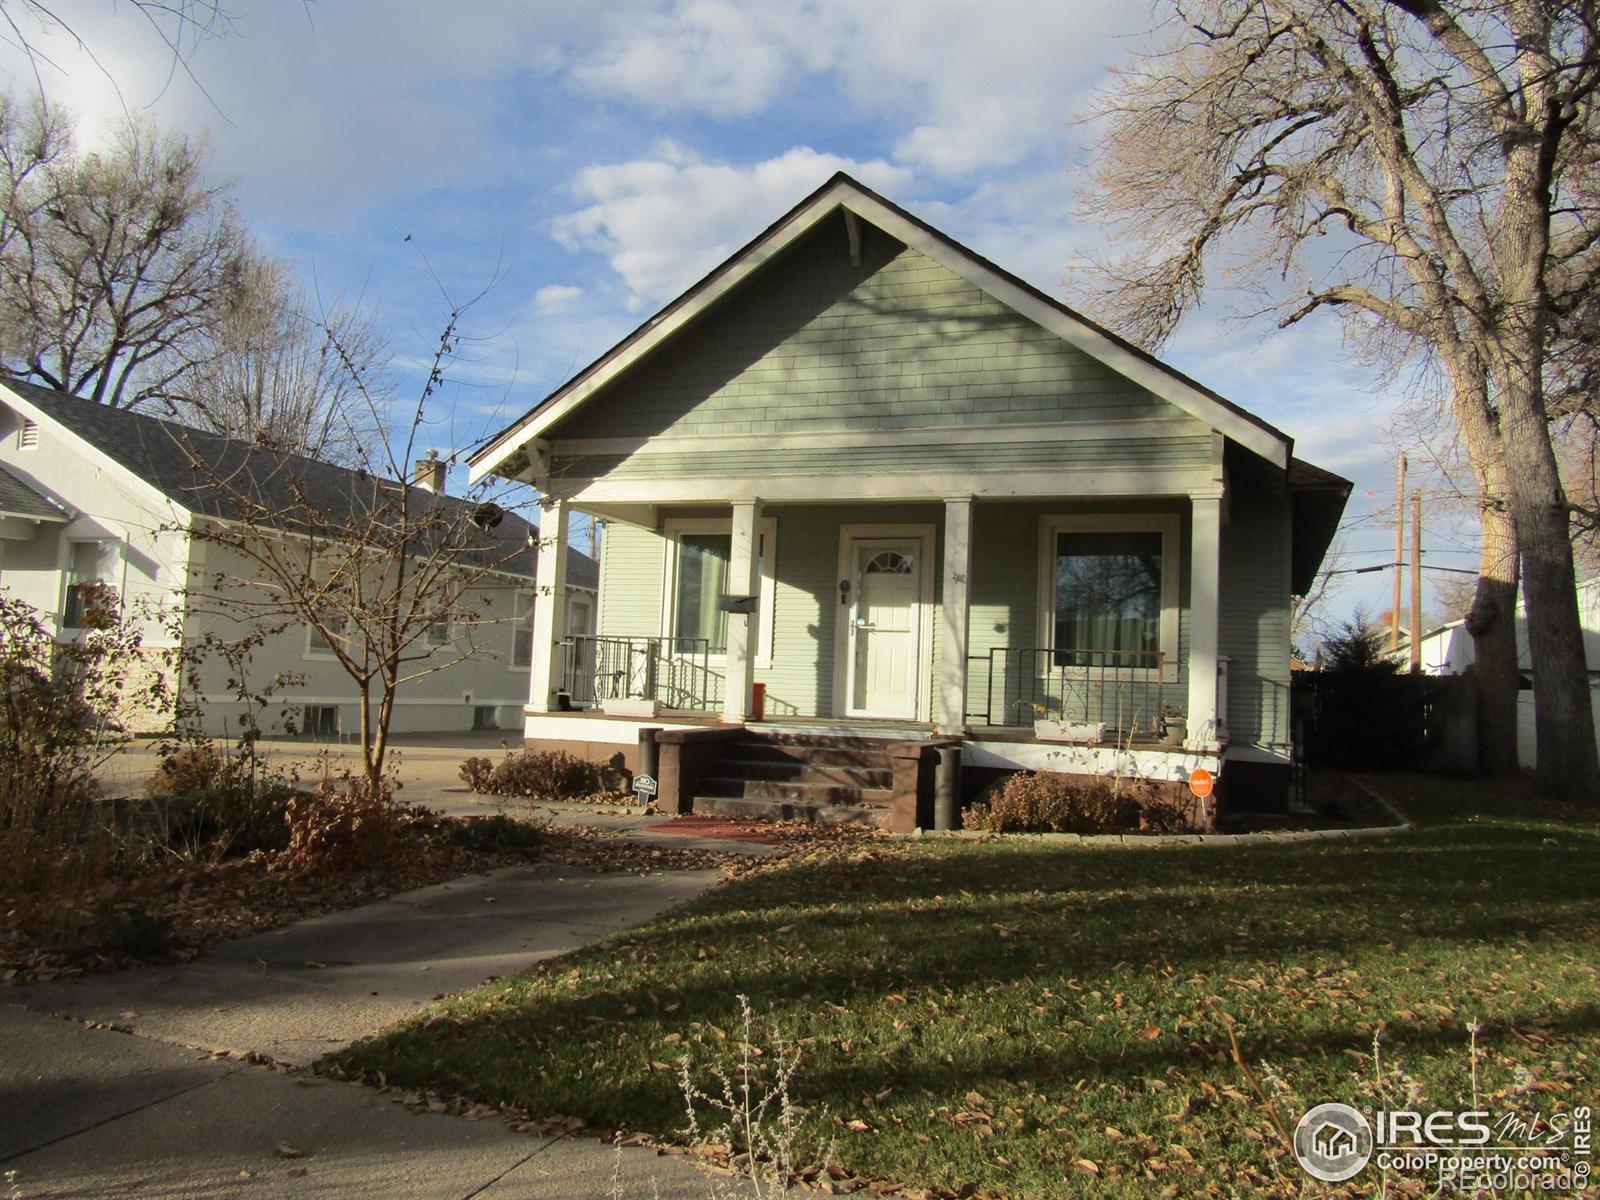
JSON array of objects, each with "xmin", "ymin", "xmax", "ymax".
[
  {"xmin": 1081, "ymin": 0, "xmax": 1599, "ymax": 799},
  {"xmin": 0, "ymin": 92, "xmax": 252, "ymax": 408},
  {"xmin": 175, "ymin": 295, "xmax": 535, "ymax": 787},
  {"xmin": 0, "ymin": 91, "xmax": 388, "ymax": 461},
  {"xmin": 167, "ymin": 256, "xmax": 392, "ymax": 466}
]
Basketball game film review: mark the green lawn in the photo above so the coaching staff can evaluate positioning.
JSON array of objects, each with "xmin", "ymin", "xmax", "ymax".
[{"xmin": 337, "ymin": 777, "xmax": 1600, "ymax": 1198}]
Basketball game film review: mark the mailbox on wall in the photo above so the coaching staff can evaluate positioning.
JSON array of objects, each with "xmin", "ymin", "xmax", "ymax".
[{"xmin": 717, "ymin": 594, "xmax": 759, "ymax": 615}]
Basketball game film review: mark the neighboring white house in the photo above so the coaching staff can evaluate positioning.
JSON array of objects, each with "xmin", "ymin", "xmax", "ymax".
[
  {"xmin": 1395, "ymin": 576, "xmax": 1600, "ymax": 767},
  {"xmin": 0, "ymin": 377, "xmax": 597, "ymax": 736}
]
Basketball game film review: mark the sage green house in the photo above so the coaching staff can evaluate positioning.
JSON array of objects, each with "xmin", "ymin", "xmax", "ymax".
[{"xmin": 470, "ymin": 174, "xmax": 1348, "ymax": 825}]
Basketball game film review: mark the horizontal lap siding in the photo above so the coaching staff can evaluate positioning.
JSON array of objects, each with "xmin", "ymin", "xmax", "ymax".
[
  {"xmin": 756, "ymin": 505, "xmax": 837, "ymax": 718},
  {"xmin": 1219, "ymin": 475, "xmax": 1292, "ymax": 753},
  {"xmin": 560, "ymin": 435, "xmax": 1210, "ymax": 480},
  {"xmin": 551, "ymin": 213, "xmax": 1192, "ymax": 451},
  {"xmin": 598, "ymin": 521, "xmax": 664, "ymax": 637}
]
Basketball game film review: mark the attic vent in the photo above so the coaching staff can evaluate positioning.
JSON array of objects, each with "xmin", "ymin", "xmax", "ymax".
[{"xmin": 18, "ymin": 419, "xmax": 38, "ymax": 449}]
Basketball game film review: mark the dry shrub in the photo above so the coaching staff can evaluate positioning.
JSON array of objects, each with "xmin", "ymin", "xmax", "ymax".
[
  {"xmin": 467, "ymin": 749, "xmax": 616, "ymax": 801},
  {"xmin": 458, "ymin": 756, "xmax": 494, "ymax": 792},
  {"xmin": 146, "ymin": 744, "xmax": 296, "ymax": 857},
  {"xmin": 0, "ymin": 590, "xmax": 154, "ymax": 931},
  {"xmin": 278, "ymin": 776, "xmax": 400, "ymax": 874},
  {"xmin": 963, "ymin": 771, "xmax": 1190, "ymax": 834}
]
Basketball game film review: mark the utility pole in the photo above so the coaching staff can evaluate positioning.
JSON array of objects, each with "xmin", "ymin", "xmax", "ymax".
[
  {"xmin": 1410, "ymin": 488, "xmax": 1423, "ymax": 674},
  {"xmin": 1391, "ymin": 453, "xmax": 1406, "ymax": 651}
]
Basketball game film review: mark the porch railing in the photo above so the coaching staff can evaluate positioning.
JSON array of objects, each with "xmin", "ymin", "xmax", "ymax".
[
  {"xmin": 560, "ymin": 635, "xmax": 719, "ymax": 712},
  {"xmin": 965, "ymin": 647, "xmax": 1177, "ymax": 737}
]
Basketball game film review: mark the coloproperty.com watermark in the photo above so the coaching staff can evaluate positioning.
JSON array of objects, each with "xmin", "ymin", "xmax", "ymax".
[{"xmin": 1292, "ymin": 1102, "xmax": 1593, "ymax": 1192}]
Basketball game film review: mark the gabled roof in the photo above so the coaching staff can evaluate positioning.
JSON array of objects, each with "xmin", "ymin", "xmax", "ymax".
[
  {"xmin": 0, "ymin": 460, "xmax": 69, "ymax": 522},
  {"xmin": 470, "ymin": 172, "xmax": 1295, "ymax": 482},
  {"xmin": 0, "ymin": 376, "xmax": 600, "ymax": 589}
]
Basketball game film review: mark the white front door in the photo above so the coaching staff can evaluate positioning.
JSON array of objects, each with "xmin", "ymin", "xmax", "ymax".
[{"xmin": 845, "ymin": 538, "xmax": 922, "ymax": 718}]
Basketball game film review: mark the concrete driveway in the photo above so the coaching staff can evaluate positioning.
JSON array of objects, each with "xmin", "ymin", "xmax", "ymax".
[{"xmin": 1, "ymin": 864, "xmax": 735, "ymax": 1199}]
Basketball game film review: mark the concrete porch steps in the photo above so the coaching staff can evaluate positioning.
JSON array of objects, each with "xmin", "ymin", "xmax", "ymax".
[{"xmin": 689, "ymin": 732, "xmax": 900, "ymax": 826}]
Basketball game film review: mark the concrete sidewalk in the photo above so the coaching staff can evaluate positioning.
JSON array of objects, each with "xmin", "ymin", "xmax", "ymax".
[{"xmin": 2, "ymin": 865, "xmax": 734, "ymax": 1198}]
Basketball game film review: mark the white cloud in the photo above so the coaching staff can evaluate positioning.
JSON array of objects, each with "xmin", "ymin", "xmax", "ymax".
[
  {"xmin": 572, "ymin": 0, "xmax": 805, "ymax": 117},
  {"xmin": 533, "ymin": 284, "xmax": 584, "ymax": 314},
  {"xmin": 550, "ymin": 143, "xmax": 912, "ymax": 307},
  {"xmin": 0, "ymin": 1, "xmax": 601, "ymax": 227},
  {"xmin": 569, "ymin": 1, "xmax": 1152, "ymax": 177}
]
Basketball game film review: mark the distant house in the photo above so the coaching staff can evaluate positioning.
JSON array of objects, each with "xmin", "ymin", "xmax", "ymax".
[
  {"xmin": 0, "ymin": 377, "xmax": 597, "ymax": 736},
  {"xmin": 465, "ymin": 174, "xmax": 1349, "ymax": 826},
  {"xmin": 1393, "ymin": 576, "xmax": 1600, "ymax": 766}
]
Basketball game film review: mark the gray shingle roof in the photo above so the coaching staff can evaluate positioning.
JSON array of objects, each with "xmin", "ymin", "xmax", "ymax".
[
  {"xmin": 0, "ymin": 459, "xmax": 69, "ymax": 521},
  {"xmin": 2, "ymin": 376, "xmax": 599, "ymax": 589}
]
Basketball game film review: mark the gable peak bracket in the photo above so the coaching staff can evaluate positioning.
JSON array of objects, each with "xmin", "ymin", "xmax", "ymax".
[{"xmin": 844, "ymin": 208, "xmax": 862, "ymax": 267}]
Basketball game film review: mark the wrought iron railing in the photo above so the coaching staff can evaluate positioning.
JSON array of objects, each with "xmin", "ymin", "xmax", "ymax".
[
  {"xmin": 561, "ymin": 635, "xmax": 718, "ymax": 712},
  {"xmin": 965, "ymin": 647, "xmax": 1177, "ymax": 737}
]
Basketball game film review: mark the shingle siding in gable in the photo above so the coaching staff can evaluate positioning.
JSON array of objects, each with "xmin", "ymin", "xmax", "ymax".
[{"xmin": 550, "ymin": 213, "xmax": 1191, "ymax": 446}]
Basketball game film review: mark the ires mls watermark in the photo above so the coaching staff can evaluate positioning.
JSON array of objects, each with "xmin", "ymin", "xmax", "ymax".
[{"xmin": 1293, "ymin": 1102, "xmax": 1592, "ymax": 1191}]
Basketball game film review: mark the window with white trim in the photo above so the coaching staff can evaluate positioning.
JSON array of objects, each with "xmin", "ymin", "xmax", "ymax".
[
  {"xmin": 426, "ymin": 613, "xmax": 453, "ymax": 649},
  {"xmin": 1039, "ymin": 514, "xmax": 1180, "ymax": 676},
  {"xmin": 512, "ymin": 589, "xmax": 534, "ymax": 667},
  {"xmin": 661, "ymin": 517, "xmax": 777, "ymax": 665},
  {"xmin": 63, "ymin": 539, "xmax": 121, "ymax": 628},
  {"xmin": 304, "ymin": 564, "xmax": 351, "ymax": 658}
]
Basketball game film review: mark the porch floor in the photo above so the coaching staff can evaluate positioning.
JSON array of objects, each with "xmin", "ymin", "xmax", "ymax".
[{"xmin": 548, "ymin": 707, "xmax": 1177, "ymax": 749}]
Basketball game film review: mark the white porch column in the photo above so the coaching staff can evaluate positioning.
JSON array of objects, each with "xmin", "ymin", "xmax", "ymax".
[
  {"xmin": 722, "ymin": 498, "xmax": 762, "ymax": 723},
  {"xmin": 1186, "ymin": 490, "xmax": 1223, "ymax": 749},
  {"xmin": 937, "ymin": 496, "xmax": 974, "ymax": 733},
  {"xmin": 528, "ymin": 498, "xmax": 570, "ymax": 713}
]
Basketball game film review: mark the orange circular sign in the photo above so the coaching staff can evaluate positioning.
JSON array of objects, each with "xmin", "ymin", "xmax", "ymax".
[{"xmin": 1188, "ymin": 768, "xmax": 1215, "ymax": 799}]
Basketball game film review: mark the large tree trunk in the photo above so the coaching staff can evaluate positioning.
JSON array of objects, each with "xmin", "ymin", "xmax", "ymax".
[
  {"xmin": 1497, "ymin": 367, "xmax": 1600, "ymax": 801},
  {"xmin": 1466, "ymin": 475, "xmax": 1520, "ymax": 777}
]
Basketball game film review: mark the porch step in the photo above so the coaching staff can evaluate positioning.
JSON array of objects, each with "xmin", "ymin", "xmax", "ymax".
[
  {"xmin": 691, "ymin": 793, "xmax": 893, "ymax": 828},
  {"xmin": 718, "ymin": 756, "xmax": 893, "ymax": 789},
  {"xmin": 689, "ymin": 731, "xmax": 900, "ymax": 820},
  {"xmin": 697, "ymin": 776, "xmax": 894, "ymax": 807}
]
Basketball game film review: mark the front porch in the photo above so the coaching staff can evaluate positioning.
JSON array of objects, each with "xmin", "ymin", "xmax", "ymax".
[
  {"xmin": 520, "ymin": 489, "xmax": 1257, "ymax": 828},
  {"xmin": 532, "ymin": 494, "xmax": 1231, "ymax": 741}
]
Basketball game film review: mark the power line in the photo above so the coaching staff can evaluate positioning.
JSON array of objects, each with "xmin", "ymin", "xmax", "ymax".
[{"xmin": 1325, "ymin": 561, "xmax": 1479, "ymax": 577}]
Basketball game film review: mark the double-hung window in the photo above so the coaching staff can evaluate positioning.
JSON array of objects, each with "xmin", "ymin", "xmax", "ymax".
[
  {"xmin": 1039, "ymin": 514, "xmax": 1179, "ymax": 678},
  {"xmin": 512, "ymin": 590, "xmax": 534, "ymax": 668},
  {"xmin": 662, "ymin": 517, "xmax": 777, "ymax": 665},
  {"xmin": 63, "ymin": 539, "xmax": 121, "ymax": 628}
]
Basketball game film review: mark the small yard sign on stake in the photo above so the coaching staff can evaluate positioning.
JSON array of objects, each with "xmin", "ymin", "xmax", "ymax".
[
  {"xmin": 1188, "ymin": 768, "xmax": 1214, "ymax": 799},
  {"xmin": 633, "ymin": 773, "xmax": 658, "ymax": 800}
]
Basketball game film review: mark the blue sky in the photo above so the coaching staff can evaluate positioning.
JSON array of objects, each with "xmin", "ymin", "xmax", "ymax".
[{"xmin": 1, "ymin": 0, "xmax": 1480, "ymax": 625}]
